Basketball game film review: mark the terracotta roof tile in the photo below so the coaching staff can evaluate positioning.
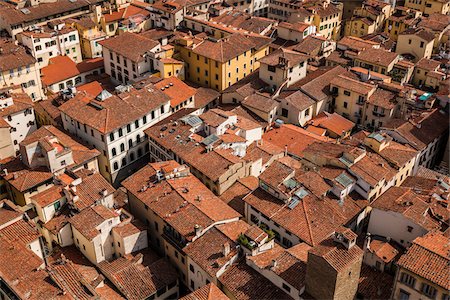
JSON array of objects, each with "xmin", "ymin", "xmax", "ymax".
[
  {"xmin": 397, "ymin": 232, "xmax": 450, "ymax": 289},
  {"xmin": 220, "ymin": 260, "xmax": 293, "ymax": 299},
  {"xmin": 100, "ymin": 32, "xmax": 159, "ymax": 63},
  {"xmin": 180, "ymin": 283, "xmax": 228, "ymax": 300},
  {"xmin": 155, "ymin": 77, "xmax": 196, "ymax": 108}
]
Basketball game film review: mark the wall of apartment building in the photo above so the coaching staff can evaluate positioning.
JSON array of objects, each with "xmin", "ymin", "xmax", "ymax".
[
  {"xmin": 0, "ymin": 65, "xmax": 44, "ymax": 101},
  {"xmin": 187, "ymin": 256, "xmax": 217, "ymax": 291},
  {"xmin": 354, "ymin": 58, "xmax": 398, "ymax": 74},
  {"xmin": 0, "ymin": 128, "xmax": 14, "ymax": 160},
  {"xmin": 112, "ymin": 228, "xmax": 148, "ymax": 257},
  {"xmin": 260, "ymin": 60, "xmax": 307, "ymax": 90},
  {"xmin": 344, "ymin": 19, "xmax": 376, "ymax": 37},
  {"xmin": 178, "ymin": 45, "xmax": 268, "ymax": 91},
  {"xmin": 19, "ymin": 31, "xmax": 82, "ymax": 68},
  {"xmin": 277, "ymin": 25, "xmax": 316, "ymax": 42},
  {"xmin": 31, "ymin": 196, "xmax": 66, "ymax": 223},
  {"xmin": 363, "ymin": 103, "xmax": 395, "ymax": 129},
  {"xmin": 43, "ymin": 220, "xmax": 73, "ymax": 248},
  {"xmin": 313, "ymin": 9, "xmax": 342, "ymax": 40},
  {"xmin": 396, "ymin": 35, "xmax": 434, "ymax": 62},
  {"xmin": 393, "ymin": 268, "xmax": 448, "ymax": 300},
  {"xmin": 333, "ymin": 253, "xmax": 363, "ymax": 300},
  {"xmin": 72, "ymin": 215, "xmax": 120, "ymax": 264},
  {"xmin": 332, "ymin": 86, "xmax": 376, "ymax": 124},
  {"xmin": 151, "ymin": 9, "xmax": 184, "ymax": 31},
  {"xmin": 412, "ymin": 67, "xmax": 435, "ymax": 87},
  {"xmin": 423, "ymin": 0, "xmax": 450, "ymax": 15},
  {"xmin": 62, "ymin": 103, "xmax": 170, "ymax": 185},
  {"xmin": 246, "ymin": 258, "xmax": 302, "ymax": 298},
  {"xmin": 242, "ymin": 102, "xmax": 278, "ymax": 124},
  {"xmin": 278, "ymin": 98, "xmax": 314, "ymax": 126},
  {"xmin": 367, "ymin": 208, "xmax": 428, "ymax": 248},
  {"xmin": 102, "ymin": 46, "xmax": 160, "ymax": 85},
  {"xmin": 8, "ymin": 180, "xmax": 54, "ymax": 207}
]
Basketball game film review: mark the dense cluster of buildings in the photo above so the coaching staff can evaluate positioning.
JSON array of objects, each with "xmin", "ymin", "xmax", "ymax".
[{"xmin": 0, "ymin": 0, "xmax": 448, "ymax": 298}]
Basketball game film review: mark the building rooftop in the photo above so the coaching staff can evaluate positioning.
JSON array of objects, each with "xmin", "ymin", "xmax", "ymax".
[
  {"xmin": 184, "ymin": 226, "xmax": 238, "ymax": 278},
  {"xmin": 100, "ymin": 32, "xmax": 160, "ymax": 63},
  {"xmin": 186, "ymin": 33, "xmax": 272, "ymax": 63},
  {"xmin": 331, "ymin": 74, "xmax": 376, "ymax": 95},
  {"xmin": 263, "ymin": 124, "xmax": 331, "ymax": 158},
  {"xmin": 397, "ymin": 232, "xmax": 449, "ymax": 290},
  {"xmin": 59, "ymin": 82, "xmax": 170, "ymax": 134},
  {"xmin": 244, "ymin": 187, "xmax": 364, "ymax": 246},
  {"xmin": 98, "ymin": 251, "xmax": 178, "ymax": 300},
  {"xmin": 0, "ymin": 0, "xmax": 102, "ymax": 26},
  {"xmin": 415, "ymin": 58, "xmax": 441, "ymax": 71},
  {"xmin": 355, "ymin": 48, "xmax": 398, "ymax": 67},
  {"xmin": 259, "ymin": 48, "xmax": 309, "ymax": 69},
  {"xmin": 180, "ymin": 283, "xmax": 228, "ymax": 300},
  {"xmin": 121, "ymin": 161, "xmax": 240, "ymax": 241},
  {"xmin": 154, "ymin": 77, "xmax": 196, "ymax": 108},
  {"xmin": 307, "ymin": 112, "xmax": 355, "ymax": 137},
  {"xmin": 70, "ymin": 205, "xmax": 118, "ymax": 240},
  {"xmin": 21, "ymin": 125, "xmax": 100, "ymax": 168}
]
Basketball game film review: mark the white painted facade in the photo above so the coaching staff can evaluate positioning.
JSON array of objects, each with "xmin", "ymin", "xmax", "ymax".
[
  {"xmin": 18, "ymin": 26, "xmax": 82, "ymax": 68},
  {"xmin": 367, "ymin": 208, "xmax": 428, "ymax": 248}
]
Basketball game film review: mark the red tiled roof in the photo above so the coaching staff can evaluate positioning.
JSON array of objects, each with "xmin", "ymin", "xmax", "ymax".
[
  {"xmin": 180, "ymin": 283, "xmax": 228, "ymax": 300},
  {"xmin": 397, "ymin": 232, "xmax": 450, "ymax": 289},
  {"xmin": 154, "ymin": 77, "xmax": 196, "ymax": 108}
]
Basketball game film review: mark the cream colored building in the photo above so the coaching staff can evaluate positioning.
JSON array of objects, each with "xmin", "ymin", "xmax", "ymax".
[
  {"xmin": 396, "ymin": 28, "xmax": 435, "ymax": 62},
  {"xmin": 0, "ymin": 91, "xmax": 36, "ymax": 159},
  {"xmin": 0, "ymin": 39, "xmax": 44, "ymax": 101},
  {"xmin": 18, "ymin": 22, "xmax": 82, "ymax": 68},
  {"xmin": 393, "ymin": 232, "xmax": 449, "ymax": 300}
]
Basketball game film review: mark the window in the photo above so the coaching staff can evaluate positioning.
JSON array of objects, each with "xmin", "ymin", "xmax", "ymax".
[
  {"xmin": 161, "ymin": 106, "xmax": 165, "ymax": 114},
  {"xmin": 344, "ymin": 90, "xmax": 351, "ymax": 96},
  {"xmin": 343, "ymin": 102, "xmax": 348, "ymax": 109},
  {"xmin": 408, "ymin": 39, "xmax": 412, "ymax": 44},
  {"xmin": 113, "ymin": 162, "xmax": 119, "ymax": 170},
  {"xmin": 420, "ymin": 41, "xmax": 424, "ymax": 48},
  {"xmin": 128, "ymin": 139, "xmax": 133, "ymax": 148},
  {"xmin": 127, "ymin": 124, "xmax": 131, "ymax": 133},
  {"xmin": 118, "ymin": 128, "xmax": 123, "ymax": 137},
  {"xmin": 143, "ymin": 115, "xmax": 147, "ymax": 124},
  {"xmin": 305, "ymin": 108, "xmax": 310, "ymax": 116},
  {"xmin": 120, "ymin": 143, "xmax": 125, "ymax": 152},
  {"xmin": 136, "ymin": 134, "xmax": 141, "ymax": 143},
  {"xmin": 112, "ymin": 148, "xmax": 117, "ymax": 156},
  {"xmin": 130, "ymin": 152, "xmax": 135, "ymax": 161},
  {"xmin": 281, "ymin": 108, "xmax": 288, "ymax": 117},
  {"xmin": 282, "ymin": 237, "xmax": 293, "ymax": 247},
  {"xmin": 189, "ymin": 264, "xmax": 195, "ymax": 273},
  {"xmin": 122, "ymin": 157, "xmax": 127, "ymax": 166},
  {"xmin": 109, "ymin": 133, "xmax": 115, "ymax": 141},
  {"xmin": 421, "ymin": 283, "xmax": 437, "ymax": 299},
  {"xmin": 400, "ymin": 272, "xmax": 416, "ymax": 288},
  {"xmin": 399, "ymin": 290, "xmax": 410, "ymax": 300},
  {"xmin": 407, "ymin": 226, "xmax": 413, "ymax": 232},
  {"xmin": 282, "ymin": 283, "xmax": 291, "ymax": 293}
]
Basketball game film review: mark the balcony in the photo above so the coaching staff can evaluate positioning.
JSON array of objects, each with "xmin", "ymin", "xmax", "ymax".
[
  {"xmin": 372, "ymin": 111, "xmax": 385, "ymax": 117},
  {"xmin": 356, "ymin": 100, "xmax": 365, "ymax": 105},
  {"xmin": 162, "ymin": 226, "xmax": 187, "ymax": 250}
]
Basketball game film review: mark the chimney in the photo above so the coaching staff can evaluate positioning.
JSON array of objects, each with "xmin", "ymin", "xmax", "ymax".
[
  {"xmin": 271, "ymin": 259, "xmax": 277, "ymax": 268},
  {"xmin": 284, "ymin": 145, "xmax": 288, "ymax": 156},
  {"xmin": 365, "ymin": 233, "xmax": 371, "ymax": 251},
  {"xmin": 194, "ymin": 224, "xmax": 202, "ymax": 237},
  {"xmin": 223, "ymin": 242, "xmax": 230, "ymax": 256}
]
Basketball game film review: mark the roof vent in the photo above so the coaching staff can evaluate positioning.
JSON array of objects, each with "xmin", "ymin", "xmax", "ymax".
[{"xmin": 20, "ymin": 8, "xmax": 31, "ymax": 14}]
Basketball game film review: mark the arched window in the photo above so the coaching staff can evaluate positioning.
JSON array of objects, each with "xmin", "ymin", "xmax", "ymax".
[
  {"xmin": 130, "ymin": 152, "xmax": 135, "ymax": 161},
  {"xmin": 137, "ymin": 148, "xmax": 143, "ymax": 157},
  {"xmin": 112, "ymin": 148, "xmax": 116, "ymax": 156},
  {"xmin": 113, "ymin": 162, "xmax": 119, "ymax": 170},
  {"xmin": 120, "ymin": 143, "xmax": 125, "ymax": 152},
  {"xmin": 128, "ymin": 139, "xmax": 133, "ymax": 148},
  {"xmin": 136, "ymin": 134, "xmax": 141, "ymax": 143},
  {"xmin": 122, "ymin": 157, "xmax": 127, "ymax": 166}
]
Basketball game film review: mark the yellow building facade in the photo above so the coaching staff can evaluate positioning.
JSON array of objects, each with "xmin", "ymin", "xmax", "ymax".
[{"xmin": 175, "ymin": 34, "xmax": 271, "ymax": 91}]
